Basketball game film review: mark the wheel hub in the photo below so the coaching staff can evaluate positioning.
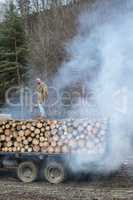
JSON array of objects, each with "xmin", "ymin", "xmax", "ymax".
[
  {"xmin": 23, "ymin": 168, "xmax": 32, "ymax": 178},
  {"xmin": 49, "ymin": 168, "xmax": 61, "ymax": 179}
]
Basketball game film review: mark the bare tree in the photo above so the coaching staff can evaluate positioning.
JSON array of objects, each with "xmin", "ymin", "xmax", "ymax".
[
  {"xmin": 27, "ymin": 0, "xmax": 92, "ymax": 80},
  {"xmin": 21, "ymin": 0, "xmax": 83, "ymax": 13},
  {"xmin": 17, "ymin": 0, "xmax": 30, "ymax": 16}
]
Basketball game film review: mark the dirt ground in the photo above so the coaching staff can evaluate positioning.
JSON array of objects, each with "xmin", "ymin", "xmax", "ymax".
[{"xmin": 0, "ymin": 169, "xmax": 133, "ymax": 200}]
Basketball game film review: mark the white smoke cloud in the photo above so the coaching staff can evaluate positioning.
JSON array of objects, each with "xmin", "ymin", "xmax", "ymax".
[{"xmin": 54, "ymin": 0, "xmax": 133, "ymax": 173}]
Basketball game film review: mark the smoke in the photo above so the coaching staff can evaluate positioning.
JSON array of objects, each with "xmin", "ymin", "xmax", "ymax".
[{"xmin": 54, "ymin": 0, "xmax": 133, "ymax": 173}]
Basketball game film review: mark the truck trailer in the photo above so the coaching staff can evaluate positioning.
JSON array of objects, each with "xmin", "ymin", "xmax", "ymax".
[{"xmin": 0, "ymin": 115, "xmax": 108, "ymax": 184}]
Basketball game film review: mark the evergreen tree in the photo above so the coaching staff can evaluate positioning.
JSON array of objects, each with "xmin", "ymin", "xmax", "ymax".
[{"xmin": 0, "ymin": 1, "xmax": 28, "ymax": 103}]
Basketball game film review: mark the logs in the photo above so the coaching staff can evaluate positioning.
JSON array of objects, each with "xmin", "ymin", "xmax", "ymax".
[{"xmin": 0, "ymin": 118, "xmax": 107, "ymax": 154}]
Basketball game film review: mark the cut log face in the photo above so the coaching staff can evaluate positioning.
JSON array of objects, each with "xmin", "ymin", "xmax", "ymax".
[
  {"xmin": 36, "ymin": 122, "xmax": 43, "ymax": 129},
  {"xmin": 0, "ymin": 119, "xmax": 106, "ymax": 154},
  {"xmin": 35, "ymin": 129, "xmax": 40, "ymax": 134}
]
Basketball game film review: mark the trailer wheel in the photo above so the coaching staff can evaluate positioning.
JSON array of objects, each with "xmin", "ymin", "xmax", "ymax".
[
  {"xmin": 43, "ymin": 161, "xmax": 65, "ymax": 184},
  {"xmin": 17, "ymin": 161, "xmax": 38, "ymax": 183}
]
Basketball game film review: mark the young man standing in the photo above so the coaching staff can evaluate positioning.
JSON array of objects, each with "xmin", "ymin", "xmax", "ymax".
[{"xmin": 35, "ymin": 78, "xmax": 48, "ymax": 117}]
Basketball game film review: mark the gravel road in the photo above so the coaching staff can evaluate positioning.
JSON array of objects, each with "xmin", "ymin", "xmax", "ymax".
[{"xmin": 0, "ymin": 168, "xmax": 133, "ymax": 200}]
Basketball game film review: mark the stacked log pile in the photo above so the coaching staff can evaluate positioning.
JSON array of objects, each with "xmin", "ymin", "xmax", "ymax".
[{"xmin": 0, "ymin": 118, "xmax": 107, "ymax": 154}]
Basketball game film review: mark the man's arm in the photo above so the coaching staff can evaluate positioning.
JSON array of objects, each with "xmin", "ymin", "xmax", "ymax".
[{"xmin": 42, "ymin": 83, "xmax": 48, "ymax": 100}]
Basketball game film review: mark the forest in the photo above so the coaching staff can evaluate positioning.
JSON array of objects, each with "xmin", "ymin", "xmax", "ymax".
[{"xmin": 0, "ymin": 0, "xmax": 91, "ymax": 105}]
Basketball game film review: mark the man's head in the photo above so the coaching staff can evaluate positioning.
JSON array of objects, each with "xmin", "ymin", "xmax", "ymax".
[{"xmin": 36, "ymin": 78, "xmax": 42, "ymax": 84}]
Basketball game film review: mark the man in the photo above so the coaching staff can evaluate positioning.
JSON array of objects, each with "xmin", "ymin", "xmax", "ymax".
[{"xmin": 35, "ymin": 78, "xmax": 48, "ymax": 117}]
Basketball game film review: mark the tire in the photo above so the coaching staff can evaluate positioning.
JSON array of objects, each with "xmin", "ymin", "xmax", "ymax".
[
  {"xmin": 17, "ymin": 161, "xmax": 38, "ymax": 183},
  {"xmin": 42, "ymin": 161, "xmax": 66, "ymax": 184}
]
